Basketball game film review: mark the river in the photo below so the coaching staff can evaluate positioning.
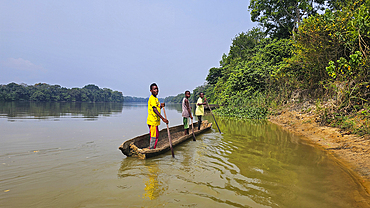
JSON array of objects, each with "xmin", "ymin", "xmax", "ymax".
[{"xmin": 0, "ymin": 102, "xmax": 369, "ymax": 207}]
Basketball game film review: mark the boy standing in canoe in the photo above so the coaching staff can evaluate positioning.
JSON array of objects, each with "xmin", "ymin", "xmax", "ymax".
[
  {"xmin": 147, "ymin": 83, "xmax": 168, "ymax": 149},
  {"xmin": 195, "ymin": 92, "xmax": 207, "ymax": 130},
  {"xmin": 182, "ymin": 90, "xmax": 193, "ymax": 135}
]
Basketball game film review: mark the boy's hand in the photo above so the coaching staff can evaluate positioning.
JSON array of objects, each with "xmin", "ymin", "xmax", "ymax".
[
  {"xmin": 163, "ymin": 118, "xmax": 169, "ymax": 124},
  {"xmin": 190, "ymin": 115, "xmax": 193, "ymax": 119},
  {"xmin": 160, "ymin": 103, "xmax": 165, "ymax": 108}
]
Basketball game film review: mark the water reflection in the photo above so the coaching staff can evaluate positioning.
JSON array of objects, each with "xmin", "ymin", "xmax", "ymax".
[
  {"xmin": 164, "ymin": 103, "xmax": 183, "ymax": 113},
  {"xmin": 0, "ymin": 101, "xmax": 123, "ymax": 120},
  {"xmin": 117, "ymin": 158, "xmax": 169, "ymax": 204},
  {"xmin": 143, "ymin": 162, "xmax": 168, "ymax": 200}
]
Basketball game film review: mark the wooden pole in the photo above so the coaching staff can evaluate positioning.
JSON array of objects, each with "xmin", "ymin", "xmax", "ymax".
[
  {"xmin": 162, "ymin": 107, "xmax": 174, "ymax": 158},
  {"xmin": 205, "ymin": 97, "xmax": 221, "ymax": 134},
  {"xmin": 191, "ymin": 118, "xmax": 196, "ymax": 141}
]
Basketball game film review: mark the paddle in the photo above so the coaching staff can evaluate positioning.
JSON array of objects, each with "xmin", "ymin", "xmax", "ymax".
[
  {"xmin": 191, "ymin": 118, "xmax": 196, "ymax": 141},
  {"xmin": 162, "ymin": 107, "xmax": 174, "ymax": 158},
  {"xmin": 205, "ymin": 96, "xmax": 221, "ymax": 134}
]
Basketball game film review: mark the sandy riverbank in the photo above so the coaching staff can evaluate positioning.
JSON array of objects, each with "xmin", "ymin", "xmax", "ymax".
[{"xmin": 269, "ymin": 103, "xmax": 370, "ymax": 197}]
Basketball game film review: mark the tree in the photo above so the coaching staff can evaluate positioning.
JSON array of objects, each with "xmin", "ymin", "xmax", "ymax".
[
  {"xmin": 30, "ymin": 91, "xmax": 46, "ymax": 101},
  {"xmin": 227, "ymin": 28, "xmax": 265, "ymax": 61},
  {"xmin": 249, "ymin": 0, "xmax": 325, "ymax": 38},
  {"xmin": 83, "ymin": 84, "xmax": 100, "ymax": 91},
  {"xmin": 206, "ymin": 67, "xmax": 222, "ymax": 85}
]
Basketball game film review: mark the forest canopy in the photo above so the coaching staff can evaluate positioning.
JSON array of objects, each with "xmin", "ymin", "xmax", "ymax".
[{"xmin": 0, "ymin": 83, "xmax": 124, "ymax": 102}]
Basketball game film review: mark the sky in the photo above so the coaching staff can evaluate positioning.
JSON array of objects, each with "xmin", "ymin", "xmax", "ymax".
[{"xmin": 0, "ymin": 0, "xmax": 257, "ymax": 98}]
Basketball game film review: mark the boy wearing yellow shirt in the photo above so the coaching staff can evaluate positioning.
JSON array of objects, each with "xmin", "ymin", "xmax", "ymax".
[
  {"xmin": 147, "ymin": 83, "xmax": 168, "ymax": 149},
  {"xmin": 195, "ymin": 92, "xmax": 207, "ymax": 130}
]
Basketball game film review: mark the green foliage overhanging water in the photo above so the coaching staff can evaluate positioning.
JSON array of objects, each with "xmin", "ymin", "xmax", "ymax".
[{"xmin": 190, "ymin": 0, "xmax": 369, "ymax": 126}]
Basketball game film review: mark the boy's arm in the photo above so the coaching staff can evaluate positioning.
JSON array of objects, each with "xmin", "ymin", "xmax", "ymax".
[
  {"xmin": 197, "ymin": 100, "xmax": 207, "ymax": 105},
  {"xmin": 153, "ymin": 106, "xmax": 168, "ymax": 124},
  {"xmin": 185, "ymin": 99, "xmax": 193, "ymax": 119},
  {"xmin": 202, "ymin": 97, "xmax": 207, "ymax": 105}
]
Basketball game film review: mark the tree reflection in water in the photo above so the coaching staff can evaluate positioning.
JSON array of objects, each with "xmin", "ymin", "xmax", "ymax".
[{"xmin": 0, "ymin": 101, "xmax": 123, "ymax": 119}]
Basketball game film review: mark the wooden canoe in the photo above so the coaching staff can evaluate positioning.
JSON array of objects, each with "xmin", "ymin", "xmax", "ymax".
[{"xmin": 118, "ymin": 120, "xmax": 212, "ymax": 159}]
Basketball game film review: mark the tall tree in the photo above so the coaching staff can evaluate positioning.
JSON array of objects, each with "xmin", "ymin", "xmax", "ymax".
[{"xmin": 249, "ymin": 0, "xmax": 326, "ymax": 38}]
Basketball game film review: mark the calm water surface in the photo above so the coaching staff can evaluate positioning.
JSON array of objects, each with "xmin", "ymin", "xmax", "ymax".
[{"xmin": 0, "ymin": 102, "xmax": 369, "ymax": 207}]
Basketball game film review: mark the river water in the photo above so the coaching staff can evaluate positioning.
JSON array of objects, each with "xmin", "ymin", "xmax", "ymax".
[{"xmin": 0, "ymin": 102, "xmax": 369, "ymax": 207}]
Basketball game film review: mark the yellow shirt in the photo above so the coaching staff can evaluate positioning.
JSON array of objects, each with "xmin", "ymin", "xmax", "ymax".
[
  {"xmin": 195, "ymin": 97, "xmax": 204, "ymax": 116},
  {"xmin": 147, "ymin": 95, "xmax": 161, "ymax": 126}
]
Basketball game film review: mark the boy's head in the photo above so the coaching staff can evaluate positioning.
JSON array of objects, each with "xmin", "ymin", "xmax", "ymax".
[
  {"xmin": 150, "ymin": 83, "xmax": 159, "ymax": 97},
  {"xmin": 185, "ymin": 90, "xmax": 191, "ymax": 98},
  {"xmin": 199, "ymin": 92, "xmax": 204, "ymax": 98}
]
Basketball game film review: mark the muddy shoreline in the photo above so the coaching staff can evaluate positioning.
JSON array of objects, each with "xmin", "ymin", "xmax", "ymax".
[{"xmin": 269, "ymin": 105, "xmax": 370, "ymax": 197}]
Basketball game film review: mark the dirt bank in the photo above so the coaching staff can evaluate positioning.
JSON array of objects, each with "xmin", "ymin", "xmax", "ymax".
[{"xmin": 269, "ymin": 103, "xmax": 370, "ymax": 196}]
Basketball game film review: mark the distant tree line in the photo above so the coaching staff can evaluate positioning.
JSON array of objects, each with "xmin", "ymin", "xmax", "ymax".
[
  {"xmin": 164, "ymin": 84, "xmax": 213, "ymax": 103},
  {"xmin": 124, "ymin": 96, "xmax": 164, "ymax": 103},
  {"xmin": 164, "ymin": 94, "xmax": 184, "ymax": 103},
  {"xmin": 123, "ymin": 96, "xmax": 147, "ymax": 102},
  {"xmin": 0, "ymin": 82, "xmax": 124, "ymax": 102}
]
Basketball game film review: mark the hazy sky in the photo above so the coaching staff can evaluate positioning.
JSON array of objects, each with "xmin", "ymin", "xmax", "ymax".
[{"xmin": 0, "ymin": 0, "xmax": 257, "ymax": 97}]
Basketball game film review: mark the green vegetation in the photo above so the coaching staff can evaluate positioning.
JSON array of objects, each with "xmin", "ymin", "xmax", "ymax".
[
  {"xmin": 164, "ymin": 84, "xmax": 214, "ymax": 103},
  {"xmin": 196, "ymin": 0, "xmax": 369, "ymax": 131},
  {"xmin": 203, "ymin": 28, "xmax": 294, "ymax": 119},
  {"xmin": 249, "ymin": 0, "xmax": 326, "ymax": 39},
  {"xmin": 124, "ymin": 96, "xmax": 164, "ymax": 103},
  {"xmin": 164, "ymin": 93, "xmax": 184, "ymax": 103},
  {"xmin": 123, "ymin": 96, "xmax": 147, "ymax": 102},
  {"xmin": 0, "ymin": 83, "xmax": 124, "ymax": 102}
]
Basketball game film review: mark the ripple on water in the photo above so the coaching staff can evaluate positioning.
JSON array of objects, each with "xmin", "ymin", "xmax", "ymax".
[{"xmin": 116, "ymin": 119, "xmax": 370, "ymax": 207}]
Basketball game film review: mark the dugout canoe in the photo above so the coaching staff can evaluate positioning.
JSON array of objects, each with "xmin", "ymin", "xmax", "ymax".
[{"xmin": 118, "ymin": 120, "xmax": 212, "ymax": 159}]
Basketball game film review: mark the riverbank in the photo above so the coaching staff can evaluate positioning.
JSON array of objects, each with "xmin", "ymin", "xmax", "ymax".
[{"xmin": 269, "ymin": 102, "xmax": 370, "ymax": 196}]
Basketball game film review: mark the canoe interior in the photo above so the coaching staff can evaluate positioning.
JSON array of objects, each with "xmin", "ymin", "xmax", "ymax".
[{"xmin": 119, "ymin": 120, "xmax": 212, "ymax": 158}]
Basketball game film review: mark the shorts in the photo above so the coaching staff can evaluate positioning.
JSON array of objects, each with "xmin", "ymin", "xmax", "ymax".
[{"xmin": 183, "ymin": 117, "xmax": 189, "ymax": 129}]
